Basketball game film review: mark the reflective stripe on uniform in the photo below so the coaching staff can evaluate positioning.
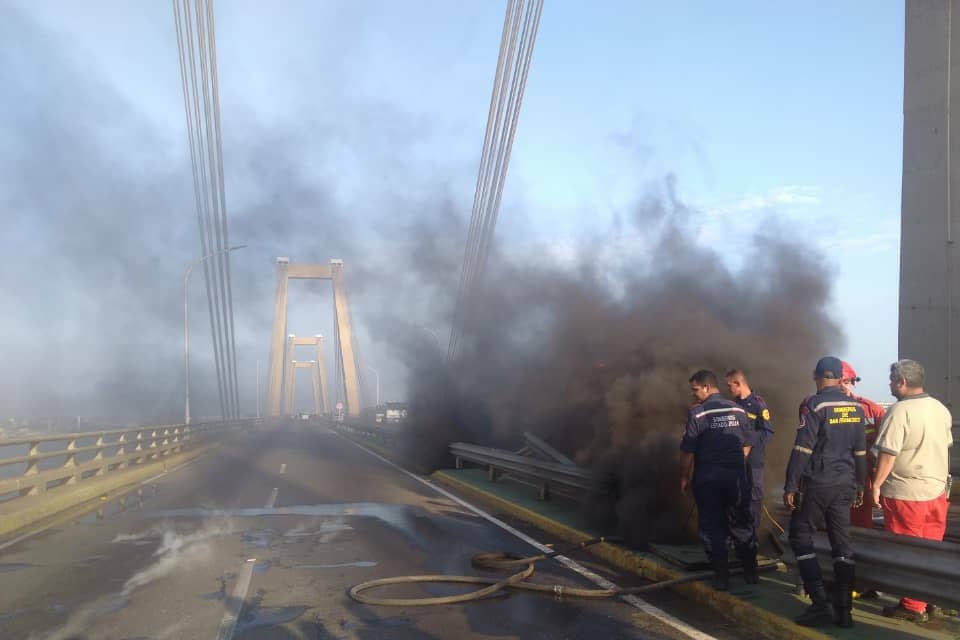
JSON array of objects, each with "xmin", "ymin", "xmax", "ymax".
[
  {"xmin": 747, "ymin": 412, "xmax": 757, "ymax": 419},
  {"xmin": 835, "ymin": 556, "xmax": 855, "ymax": 565},
  {"xmin": 854, "ymin": 450, "xmax": 866, "ymax": 456},
  {"xmin": 812, "ymin": 400, "xmax": 860, "ymax": 412},
  {"xmin": 694, "ymin": 406, "xmax": 747, "ymax": 419},
  {"xmin": 794, "ymin": 445, "xmax": 813, "ymax": 454},
  {"xmin": 796, "ymin": 553, "xmax": 817, "ymax": 561}
]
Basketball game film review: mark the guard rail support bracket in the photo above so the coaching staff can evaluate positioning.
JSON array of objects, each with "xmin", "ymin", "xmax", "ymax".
[{"xmin": 538, "ymin": 481, "xmax": 550, "ymax": 501}]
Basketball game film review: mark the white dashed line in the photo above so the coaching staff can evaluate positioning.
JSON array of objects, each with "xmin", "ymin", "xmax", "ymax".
[
  {"xmin": 214, "ymin": 559, "xmax": 256, "ymax": 640},
  {"xmin": 265, "ymin": 488, "xmax": 279, "ymax": 509},
  {"xmin": 280, "ymin": 463, "xmax": 287, "ymax": 475},
  {"xmin": 214, "ymin": 480, "xmax": 279, "ymax": 638}
]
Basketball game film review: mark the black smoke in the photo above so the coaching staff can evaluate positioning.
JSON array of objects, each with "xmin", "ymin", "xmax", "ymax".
[{"xmin": 395, "ymin": 177, "xmax": 842, "ymax": 545}]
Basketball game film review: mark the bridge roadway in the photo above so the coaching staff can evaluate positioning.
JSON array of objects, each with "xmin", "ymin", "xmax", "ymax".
[{"xmin": 0, "ymin": 422, "xmax": 743, "ymax": 640}]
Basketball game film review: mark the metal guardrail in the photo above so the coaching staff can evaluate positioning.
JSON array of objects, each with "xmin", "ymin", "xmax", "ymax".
[
  {"xmin": 450, "ymin": 442, "xmax": 592, "ymax": 500},
  {"xmin": 0, "ymin": 418, "xmax": 260, "ymax": 499},
  {"xmin": 802, "ymin": 526, "xmax": 960, "ymax": 610}
]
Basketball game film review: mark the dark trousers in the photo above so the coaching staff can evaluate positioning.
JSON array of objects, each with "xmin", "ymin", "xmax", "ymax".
[
  {"xmin": 750, "ymin": 466, "xmax": 764, "ymax": 531},
  {"xmin": 789, "ymin": 484, "xmax": 854, "ymax": 587},
  {"xmin": 694, "ymin": 468, "xmax": 756, "ymax": 558}
]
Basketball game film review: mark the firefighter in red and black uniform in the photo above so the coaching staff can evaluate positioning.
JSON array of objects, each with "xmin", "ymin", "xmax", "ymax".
[{"xmin": 840, "ymin": 361, "xmax": 886, "ymax": 528}]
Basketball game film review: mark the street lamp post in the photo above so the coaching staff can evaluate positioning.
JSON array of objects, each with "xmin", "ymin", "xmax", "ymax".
[
  {"xmin": 365, "ymin": 365, "xmax": 380, "ymax": 408},
  {"xmin": 184, "ymin": 244, "xmax": 247, "ymax": 425}
]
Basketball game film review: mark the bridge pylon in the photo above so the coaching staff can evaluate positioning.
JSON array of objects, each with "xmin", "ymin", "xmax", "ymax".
[{"xmin": 266, "ymin": 259, "xmax": 360, "ymax": 417}]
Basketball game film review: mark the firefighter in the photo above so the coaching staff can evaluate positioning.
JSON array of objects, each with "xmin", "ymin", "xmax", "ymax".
[
  {"xmin": 839, "ymin": 361, "xmax": 886, "ymax": 529},
  {"xmin": 726, "ymin": 369, "xmax": 774, "ymax": 531},
  {"xmin": 784, "ymin": 356, "xmax": 868, "ymax": 627},
  {"xmin": 680, "ymin": 369, "xmax": 758, "ymax": 591}
]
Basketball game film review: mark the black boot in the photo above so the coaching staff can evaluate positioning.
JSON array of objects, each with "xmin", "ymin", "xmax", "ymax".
[
  {"xmin": 737, "ymin": 544, "xmax": 759, "ymax": 585},
  {"xmin": 833, "ymin": 560, "xmax": 855, "ymax": 628},
  {"xmin": 796, "ymin": 582, "xmax": 835, "ymax": 627},
  {"xmin": 712, "ymin": 552, "xmax": 730, "ymax": 591}
]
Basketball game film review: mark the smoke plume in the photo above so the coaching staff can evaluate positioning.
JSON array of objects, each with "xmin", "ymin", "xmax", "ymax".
[{"xmin": 394, "ymin": 177, "xmax": 842, "ymax": 545}]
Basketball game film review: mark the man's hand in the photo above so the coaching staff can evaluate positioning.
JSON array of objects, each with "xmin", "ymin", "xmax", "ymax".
[
  {"xmin": 783, "ymin": 491, "xmax": 796, "ymax": 510},
  {"xmin": 871, "ymin": 485, "xmax": 881, "ymax": 508},
  {"xmin": 853, "ymin": 488, "xmax": 864, "ymax": 508},
  {"xmin": 680, "ymin": 476, "xmax": 690, "ymax": 495}
]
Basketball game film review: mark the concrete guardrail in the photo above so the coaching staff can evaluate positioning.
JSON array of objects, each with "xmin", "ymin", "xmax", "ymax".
[{"xmin": 0, "ymin": 418, "xmax": 261, "ymax": 501}]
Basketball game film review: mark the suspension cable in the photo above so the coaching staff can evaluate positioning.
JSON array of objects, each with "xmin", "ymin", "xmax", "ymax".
[{"xmin": 448, "ymin": 0, "xmax": 544, "ymax": 363}]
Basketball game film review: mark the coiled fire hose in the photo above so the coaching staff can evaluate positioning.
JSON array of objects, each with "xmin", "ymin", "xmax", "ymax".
[{"xmin": 348, "ymin": 537, "xmax": 779, "ymax": 606}]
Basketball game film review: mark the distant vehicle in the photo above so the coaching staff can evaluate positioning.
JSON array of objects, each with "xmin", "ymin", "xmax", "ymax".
[
  {"xmin": 383, "ymin": 402, "xmax": 407, "ymax": 424},
  {"xmin": 298, "ymin": 412, "xmax": 310, "ymax": 421},
  {"xmin": 333, "ymin": 403, "xmax": 345, "ymax": 422},
  {"xmin": 375, "ymin": 411, "xmax": 385, "ymax": 423}
]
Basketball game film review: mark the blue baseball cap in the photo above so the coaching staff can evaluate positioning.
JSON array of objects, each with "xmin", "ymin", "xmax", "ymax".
[{"xmin": 814, "ymin": 356, "xmax": 843, "ymax": 379}]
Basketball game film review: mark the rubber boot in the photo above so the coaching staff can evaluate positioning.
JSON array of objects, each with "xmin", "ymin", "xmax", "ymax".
[
  {"xmin": 795, "ymin": 582, "xmax": 834, "ymax": 627},
  {"xmin": 712, "ymin": 553, "xmax": 729, "ymax": 591},
  {"xmin": 737, "ymin": 544, "xmax": 759, "ymax": 585},
  {"xmin": 833, "ymin": 560, "xmax": 855, "ymax": 628}
]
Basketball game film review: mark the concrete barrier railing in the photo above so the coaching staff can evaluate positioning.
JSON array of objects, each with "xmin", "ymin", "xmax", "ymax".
[{"xmin": 0, "ymin": 418, "xmax": 260, "ymax": 500}]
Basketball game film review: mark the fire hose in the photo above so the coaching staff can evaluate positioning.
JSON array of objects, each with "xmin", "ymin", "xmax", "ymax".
[{"xmin": 348, "ymin": 537, "xmax": 779, "ymax": 606}]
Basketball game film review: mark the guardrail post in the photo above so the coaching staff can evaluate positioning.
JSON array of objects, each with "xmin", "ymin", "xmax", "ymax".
[
  {"xmin": 455, "ymin": 456, "xmax": 463, "ymax": 470},
  {"xmin": 149, "ymin": 429, "xmax": 158, "ymax": 461},
  {"xmin": 171, "ymin": 426, "xmax": 181, "ymax": 453},
  {"xmin": 93, "ymin": 435, "xmax": 105, "ymax": 476},
  {"xmin": 538, "ymin": 481, "xmax": 550, "ymax": 501},
  {"xmin": 116, "ymin": 433, "xmax": 128, "ymax": 470},
  {"xmin": 64, "ymin": 438, "xmax": 79, "ymax": 484},
  {"xmin": 160, "ymin": 428, "xmax": 170, "ymax": 456},
  {"xmin": 133, "ymin": 430, "xmax": 144, "ymax": 464},
  {"xmin": 21, "ymin": 440, "xmax": 45, "ymax": 496},
  {"xmin": 487, "ymin": 465, "xmax": 498, "ymax": 482}
]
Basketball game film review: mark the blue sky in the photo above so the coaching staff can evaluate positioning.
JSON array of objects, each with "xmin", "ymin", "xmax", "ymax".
[{"xmin": 5, "ymin": 1, "xmax": 905, "ymax": 411}]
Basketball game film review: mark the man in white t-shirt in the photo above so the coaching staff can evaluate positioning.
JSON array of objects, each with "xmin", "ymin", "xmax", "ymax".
[{"xmin": 872, "ymin": 359, "xmax": 953, "ymax": 623}]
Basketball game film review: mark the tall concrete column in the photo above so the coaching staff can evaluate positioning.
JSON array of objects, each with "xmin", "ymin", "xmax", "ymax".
[
  {"xmin": 266, "ymin": 258, "xmax": 290, "ymax": 415},
  {"xmin": 331, "ymin": 261, "xmax": 361, "ymax": 416},
  {"xmin": 315, "ymin": 335, "xmax": 329, "ymax": 414},
  {"xmin": 901, "ymin": 1, "xmax": 960, "ymax": 406},
  {"xmin": 310, "ymin": 362, "xmax": 322, "ymax": 415},
  {"xmin": 284, "ymin": 336, "xmax": 296, "ymax": 415}
]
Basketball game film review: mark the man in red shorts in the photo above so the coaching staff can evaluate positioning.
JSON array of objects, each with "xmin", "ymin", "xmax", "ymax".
[
  {"xmin": 872, "ymin": 359, "xmax": 953, "ymax": 623},
  {"xmin": 840, "ymin": 361, "xmax": 886, "ymax": 528}
]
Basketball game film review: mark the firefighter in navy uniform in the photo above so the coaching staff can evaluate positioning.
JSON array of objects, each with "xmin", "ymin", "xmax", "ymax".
[
  {"xmin": 726, "ymin": 369, "xmax": 775, "ymax": 530},
  {"xmin": 784, "ymin": 357, "xmax": 868, "ymax": 628},
  {"xmin": 680, "ymin": 370, "xmax": 758, "ymax": 591}
]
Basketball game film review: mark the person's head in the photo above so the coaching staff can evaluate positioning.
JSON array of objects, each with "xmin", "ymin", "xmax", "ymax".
[
  {"xmin": 813, "ymin": 356, "xmax": 843, "ymax": 390},
  {"xmin": 725, "ymin": 369, "xmax": 751, "ymax": 399},
  {"xmin": 840, "ymin": 361, "xmax": 861, "ymax": 397},
  {"xmin": 689, "ymin": 369, "xmax": 720, "ymax": 403},
  {"xmin": 889, "ymin": 359, "xmax": 925, "ymax": 399}
]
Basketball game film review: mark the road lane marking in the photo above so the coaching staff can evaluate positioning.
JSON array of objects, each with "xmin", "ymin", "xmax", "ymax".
[
  {"xmin": 336, "ymin": 433, "xmax": 718, "ymax": 640},
  {"xmin": 213, "ymin": 478, "xmax": 280, "ymax": 639},
  {"xmin": 265, "ymin": 488, "xmax": 279, "ymax": 509},
  {"xmin": 280, "ymin": 463, "xmax": 287, "ymax": 475},
  {"xmin": 214, "ymin": 558, "xmax": 255, "ymax": 640}
]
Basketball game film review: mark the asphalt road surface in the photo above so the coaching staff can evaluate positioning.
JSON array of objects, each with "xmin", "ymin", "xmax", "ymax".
[{"xmin": 0, "ymin": 423, "xmax": 750, "ymax": 640}]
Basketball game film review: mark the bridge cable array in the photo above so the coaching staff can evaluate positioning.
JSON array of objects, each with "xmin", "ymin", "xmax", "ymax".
[
  {"xmin": 172, "ymin": 0, "xmax": 241, "ymax": 419},
  {"xmin": 447, "ymin": 0, "xmax": 544, "ymax": 363}
]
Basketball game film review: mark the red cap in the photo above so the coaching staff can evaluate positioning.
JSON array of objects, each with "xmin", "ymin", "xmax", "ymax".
[{"xmin": 841, "ymin": 361, "xmax": 861, "ymax": 383}]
